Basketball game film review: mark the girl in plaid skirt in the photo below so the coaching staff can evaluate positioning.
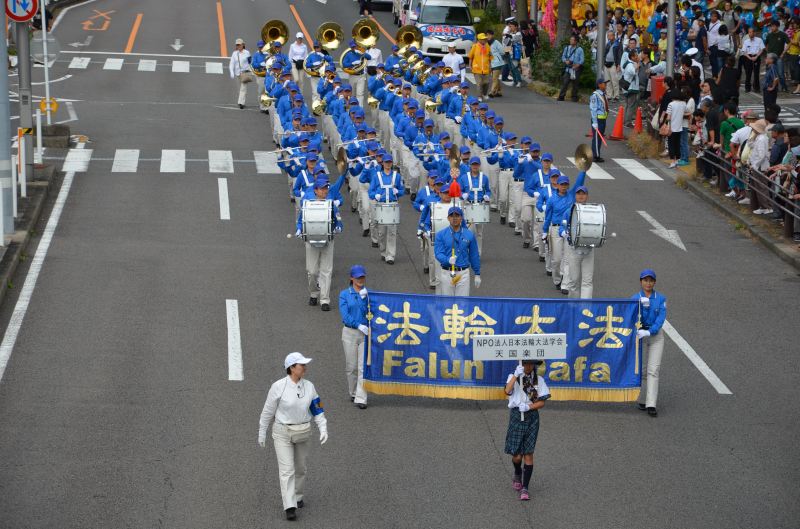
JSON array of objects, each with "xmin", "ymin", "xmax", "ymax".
[{"xmin": 503, "ymin": 360, "xmax": 550, "ymax": 501}]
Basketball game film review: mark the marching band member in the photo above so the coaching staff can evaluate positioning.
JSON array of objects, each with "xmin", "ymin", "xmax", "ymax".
[
  {"xmin": 528, "ymin": 153, "xmax": 554, "ymax": 257},
  {"xmin": 461, "ymin": 98, "xmax": 481, "ymax": 148},
  {"xmin": 258, "ymin": 352, "xmax": 328, "ymax": 521},
  {"xmin": 356, "ymin": 141, "xmax": 381, "ymax": 236},
  {"xmin": 291, "ymin": 150, "xmax": 322, "ymax": 213},
  {"xmin": 368, "ymin": 154, "xmax": 405, "ymax": 264},
  {"xmin": 419, "ymin": 176, "xmax": 457, "ymax": 291},
  {"xmin": 519, "ymin": 144, "xmax": 545, "ymax": 250},
  {"xmin": 442, "ymin": 43, "xmax": 467, "ymax": 83},
  {"xmin": 633, "ymin": 269, "xmax": 667, "ymax": 418},
  {"xmin": 362, "ymin": 148, "xmax": 387, "ymax": 245},
  {"xmin": 495, "ymin": 131, "xmax": 517, "ymax": 224},
  {"xmin": 478, "ymin": 111, "xmax": 501, "ymax": 211},
  {"xmin": 338, "ymin": 265, "xmax": 370, "ymax": 409},
  {"xmin": 346, "ymin": 132, "xmax": 369, "ymax": 211},
  {"xmin": 251, "ymin": 40, "xmax": 269, "ymax": 113},
  {"xmin": 304, "ymin": 41, "xmax": 329, "ymax": 94},
  {"xmin": 509, "ymin": 136, "xmax": 534, "ymax": 233},
  {"xmin": 295, "ymin": 178, "xmax": 343, "ymax": 311},
  {"xmin": 288, "ymin": 32, "xmax": 309, "ymax": 84},
  {"xmin": 536, "ymin": 168, "xmax": 560, "ymax": 267},
  {"xmin": 561, "ymin": 186, "xmax": 595, "ymax": 298},
  {"xmin": 541, "ymin": 171, "xmax": 586, "ymax": 294},
  {"xmin": 341, "ymin": 39, "xmax": 372, "ymax": 108},
  {"xmin": 434, "ymin": 206, "xmax": 481, "ymax": 297},
  {"xmin": 413, "ymin": 170, "xmax": 440, "ymax": 287},
  {"xmin": 458, "ymin": 157, "xmax": 492, "ymax": 253},
  {"xmin": 270, "ymin": 40, "xmax": 289, "ymax": 66},
  {"xmin": 402, "ymin": 109, "xmax": 428, "ymax": 198},
  {"xmin": 384, "ymin": 45, "xmax": 402, "ymax": 71},
  {"xmin": 445, "ymin": 82, "xmax": 470, "ymax": 146}
]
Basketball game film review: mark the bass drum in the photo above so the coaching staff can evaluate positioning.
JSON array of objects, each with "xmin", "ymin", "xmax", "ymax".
[
  {"xmin": 302, "ymin": 199, "xmax": 333, "ymax": 247},
  {"xmin": 569, "ymin": 203, "xmax": 606, "ymax": 248}
]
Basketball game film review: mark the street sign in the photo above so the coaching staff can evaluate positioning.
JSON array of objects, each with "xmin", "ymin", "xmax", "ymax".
[
  {"xmin": 6, "ymin": 0, "xmax": 38, "ymax": 23},
  {"xmin": 39, "ymin": 97, "xmax": 57, "ymax": 113},
  {"xmin": 472, "ymin": 334, "xmax": 568, "ymax": 361}
]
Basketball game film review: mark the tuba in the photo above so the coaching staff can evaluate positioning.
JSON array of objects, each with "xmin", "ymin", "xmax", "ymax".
[
  {"xmin": 395, "ymin": 25, "xmax": 423, "ymax": 56},
  {"xmin": 339, "ymin": 19, "xmax": 379, "ymax": 75},
  {"xmin": 305, "ymin": 22, "xmax": 343, "ymax": 77},
  {"xmin": 261, "ymin": 19, "xmax": 288, "ymax": 49}
]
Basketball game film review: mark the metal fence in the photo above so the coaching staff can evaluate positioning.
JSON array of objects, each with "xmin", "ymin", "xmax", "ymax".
[{"xmin": 699, "ymin": 148, "xmax": 799, "ymax": 240}]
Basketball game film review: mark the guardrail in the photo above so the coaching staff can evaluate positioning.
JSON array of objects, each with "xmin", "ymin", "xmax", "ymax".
[{"xmin": 699, "ymin": 147, "xmax": 799, "ymax": 240}]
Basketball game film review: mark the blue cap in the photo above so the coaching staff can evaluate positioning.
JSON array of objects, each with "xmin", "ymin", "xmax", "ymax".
[
  {"xmin": 273, "ymin": 41, "xmax": 282, "ymax": 48},
  {"xmin": 596, "ymin": 78, "xmax": 606, "ymax": 86},
  {"xmin": 443, "ymin": 141, "xmax": 453, "ymax": 149},
  {"xmin": 349, "ymin": 39, "xmax": 357, "ymax": 48},
  {"xmin": 392, "ymin": 44, "xmax": 399, "ymax": 51},
  {"xmin": 377, "ymin": 62, "xmax": 385, "ymax": 69},
  {"xmin": 469, "ymin": 156, "xmax": 480, "ymax": 165},
  {"xmin": 366, "ymin": 127, "xmax": 376, "ymax": 134},
  {"xmin": 439, "ymin": 131, "xmax": 451, "ymax": 140},
  {"xmin": 530, "ymin": 142, "xmax": 541, "ymax": 152},
  {"xmin": 542, "ymin": 152, "xmax": 553, "ymax": 161},
  {"xmin": 257, "ymin": 40, "xmax": 265, "ymax": 48},
  {"xmin": 350, "ymin": 97, "xmax": 359, "ymax": 104},
  {"xmin": 428, "ymin": 169, "xmax": 439, "ymax": 178},
  {"xmin": 521, "ymin": 136, "xmax": 532, "ymax": 144},
  {"xmin": 423, "ymin": 57, "xmax": 432, "ymax": 65},
  {"xmin": 354, "ymin": 109, "xmax": 366, "ymax": 118},
  {"xmin": 415, "ymin": 109, "xmax": 425, "ymax": 119},
  {"xmin": 305, "ymin": 117, "xmax": 317, "ymax": 125},
  {"xmin": 503, "ymin": 132, "xmax": 516, "ymax": 140},
  {"xmin": 271, "ymin": 62, "xmax": 282, "ymax": 70},
  {"xmin": 557, "ymin": 175, "xmax": 569, "ymax": 184},
  {"xmin": 575, "ymin": 185, "xmax": 588, "ymax": 193},
  {"xmin": 383, "ymin": 153, "xmax": 393, "ymax": 162},
  {"xmin": 332, "ymin": 76, "xmax": 341, "ymax": 82},
  {"xmin": 366, "ymin": 141, "xmax": 379, "ymax": 151},
  {"xmin": 486, "ymin": 110, "xmax": 496, "ymax": 118},
  {"xmin": 313, "ymin": 40, "xmax": 321, "ymax": 47},
  {"xmin": 459, "ymin": 146, "xmax": 471, "ymax": 154},
  {"xmin": 640, "ymin": 269, "xmax": 657, "ymax": 280},
  {"xmin": 408, "ymin": 100, "xmax": 419, "ymax": 109},
  {"xmin": 478, "ymin": 103, "xmax": 489, "ymax": 110},
  {"xmin": 403, "ymin": 82, "xmax": 412, "ymax": 89},
  {"xmin": 342, "ymin": 84, "xmax": 352, "ymax": 91},
  {"xmin": 282, "ymin": 67, "xmax": 292, "ymax": 75},
  {"xmin": 434, "ymin": 176, "xmax": 448, "ymax": 185},
  {"xmin": 350, "ymin": 264, "xmax": 367, "ymax": 278},
  {"xmin": 424, "ymin": 118, "xmax": 434, "ymax": 127},
  {"xmin": 314, "ymin": 178, "xmax": 330, "ymax": 189},
  {"xmin": 448, "ymin": 206, "xmax": 463, "ymax": 217},
  {"xmin": 409, "ymin": 46, "xmax": 417, "ymax": 52},
  {"xmin": 305, "ymin": 153, "xmax": 318, "ymax": 161},
  {"xmin": 298, "ymin": 133, "xmax": 310, "ymax": 142},
  {"xmin": 460, "ymin": 82, "xmax": 470, "ymax": 89},
  {"xmin": 314, "ymin": 166, "xmax": 326, "ymax": 175},
  {"xmin": 436, "ymin": 61, "xmax": 445, "ymax": 67},
  {"xmin": 469, "ymin": 98, "xmax": 480, "ymax": 106},
  {"xmin": 548, "ymin": 169, "xmax": 561, "ymax": 178},
  {"xmin": 377, "ymin": 148, "xmax": 387, "ymax": 156},
  {"xmin": 495, "ymin": 117, "xmax": 504, "ymax": 125},
  {"xmin": 293, "ymin": 94, "xmax": 303, "ymax": 101},
  {"xmin": 356, "ymin": 124, "xmax": 367, "ymax": 132}
]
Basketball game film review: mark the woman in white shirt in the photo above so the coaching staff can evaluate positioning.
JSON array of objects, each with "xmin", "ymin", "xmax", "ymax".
[
  {"xmin": 288, "ymin": 32, "xmax": 309, "ymax": 84},
  {"xmin": 258, "ymin": 352, "xmax": 328, "ymax": 521},
  {"xmin": 503, "ymin": 359, "xmax": 549, "ymax": 502},
  {"xmin": 680, "ymin": 86, "xmax": 695, "ymax": 165},
  {"xmin": 666, "ymin": 91, "xmax": 688, "ymax": 167},
  {"xmin": 228, "ymin": 37, "xmax": 252, "ymax": 109}
]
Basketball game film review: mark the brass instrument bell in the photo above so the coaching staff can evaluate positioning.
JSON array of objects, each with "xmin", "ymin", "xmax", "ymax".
[{"xmin": 261, "ymin": 19, "xmax": 288, "ymax": 48}]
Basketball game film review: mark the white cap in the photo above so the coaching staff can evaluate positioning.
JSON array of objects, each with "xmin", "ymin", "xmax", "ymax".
[
  {"xmin": 284, "ymin": 352, "xmax": 312, "ymax": 369},
  {"xmin": 296, "ymin": 32, "xmax": 304, "ymax": 39},
  {"xmin": 235, "ymin": 37, "xmax": 244, "ymax": 45},
  {"xmin": 685, "ymin": 47, "xmax": 698, "ymax": 57}
]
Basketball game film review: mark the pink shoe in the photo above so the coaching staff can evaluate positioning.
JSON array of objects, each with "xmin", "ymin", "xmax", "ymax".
[
  {"xmin": 519, "ymin": 488, "xmax": 530, "ymax": 500},
  {"xmin": 512, "ymin": 475, "xmax": 522, "ymax": 491}
]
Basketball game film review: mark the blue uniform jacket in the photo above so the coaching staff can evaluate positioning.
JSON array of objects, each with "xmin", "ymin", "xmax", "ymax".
[
  {"xmin": 368, "ymin": 169, "xmax": 405, "ymax": 202},
  {"xmin": 632, "ymin": 290, "xmax": 667, "ymax": 335},
  {"xmin": 542, "ymin": 171, "xmax": 587, "ymax": 234},
  {"xmin": 434, "ymin": 226, "xmax": 480, "ymax": 274},
  {"xmin": 339, "ymin": 286, "xmax": 369, "ymax": 329},
  {"xmin": 458, "ymin": 173, "xmax": 491, "ymax": 202}
]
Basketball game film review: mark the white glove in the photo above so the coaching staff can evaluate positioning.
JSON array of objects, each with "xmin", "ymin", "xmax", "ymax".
[
  {"xmin": 533, "ymin": 191, "xmax": 540, "ymax": 198},
  {"xmin": 483, "ymin": 194, "xmax": 491, "ymax": 202},
  {"xmin": 592, "ymin": 123, "xmax": 599, "ymax": 130},
  {"xmin": 514, "ymin": 364, "xmax": 524, "ymax": 377},
  {"xmin": 334, "ymin": 226, "xmax": 342, "ymax": 233},
  {"xmin": 448, "ymin": 255, "xmax": 457, "ymax": 265},
  {"xmin": 320, "ymin": 431, "xmax": 328, "ymax": 445},
  {"xmin": 333, "ymin": 199, "xmax": 341, "ymax": 207},
  {"xmin": 474, "ymin": 275, "xmax": 481, "ymax": 288},
  {"xmin": 454, "ymin": 116, "xmax": 462, "ymax": 124},
  {"xmin": 637, "ymin": 329, "xmax": 651, "ymax": 339},
  {"xmin": 461, "ymin": 192, "xmax": 469, "ymax": 200},
  {"xmin": 359, "ymin": 287, "xmax": 368, "ymax": 299},
  {"xmin": 425, "ymin": 231, "xmax": 431, "ymax": 239},
  {"xmin": 295, "ymin": 229, "xmax": 302, "ymax": 238},
  {"xmin": 375, "ymin": 193, "xmax": 382, "ymax": 201},
  {"xmin": 561, "ymin": 230, "xmax": 569, "ymax": 239},
  {"xmin": 639, "ymin": 296, "xmax": 650, "ymax": 307},
  {"xmin": 541, "ymin": 233, "xmax": 548, "ymax": 241},
  {"xmin": 358, "ymin": 324, "xmax": 369, "ymax": 335},
  {"xmin": 542, "ymin": 204, "xmax": 546, "ymax": 212},
  {"xmin": 417, "ymin": 229, "xmax": 424, "ymax": 237},
  {"xmin": 518, "ymin": 402, "xmax": 531, "ymax": 413},
  {"xmin": 258, "ymin": 437, "xmax": 266, "ymax": 448}
]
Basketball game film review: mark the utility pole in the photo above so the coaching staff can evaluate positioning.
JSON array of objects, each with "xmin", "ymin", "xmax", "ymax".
[
  {"xmin": 667, "ymin": 0, "xmax": 676, "ymax": 75},
  {"xmin": 597, "ymin": 0, "xmax": 606, "ymax": 82},
  {"xmin": 16, "ymin": 23, "xmax": 34, "ymax": 183},
  {"xmin": 0, "ymin": 29, "xmax": 13, "ymax": 235}
]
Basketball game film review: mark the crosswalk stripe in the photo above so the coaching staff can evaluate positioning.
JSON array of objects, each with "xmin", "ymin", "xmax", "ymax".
[
  {"xmin": 62, "ymin": 149, "xmax": 93, "ymax": 172},
  {"xmin": 218, "ymin": 178, "xmax": 231, "ymax": 220},
  {"xmin": 68, "ymin": 57, "xmax": 90, "ymax": 69},
  {"xmin": 160, "ymin": 150, "xmax": 185, "ymax": 173},
  {"xmin": 208, "ymin": 150, "xmax": 234, "ymax": 173},
  {"xmin": 566, "ymin": 157, "xmax": 615, "ymax": 180},
  {"xmin": 172, "ymin": 60, "xmax": 191, "ymax": 73},
  {"xmin": 206, "ymin": 62, "xmax": 223, "ymax": 74},
  {"xmin": 613, "ymin": 158, "xmax": 663, "ymax": 180},
  {"xmin": 111, "ymin": 149, "xmax": 140, "ymax": 172},
  {"xmin": 138, "ymin": 59, "xmax": 157, "ymax": 72},
  {"xmin": 254, "ymin": 151, "xmax": 279, "ymax": 173},
  {"xmin": 103, "ymin": 58, "xmax": 124, "ymax": 70}
]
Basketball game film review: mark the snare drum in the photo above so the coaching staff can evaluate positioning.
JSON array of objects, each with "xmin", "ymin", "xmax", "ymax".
[
  {"xmin": 374, "ymin": 202, "xmax": 400, "ymax": 225},
  {"xmin": 569, "ymin": 203, "xmax": 606, "ymax": 248},
  {"xmin": 463, "ymin": 202, "xmax": 490, "ymax": 224},
  {"xmin": 302, "ymin": 199, "xmax": 333, "ymax": 247}
]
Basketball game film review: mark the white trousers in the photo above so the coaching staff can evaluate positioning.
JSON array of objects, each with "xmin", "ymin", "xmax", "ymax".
[
  {"xmin": 534, "ymin": 211, "xmax": 546, "ymax": 257},
  {"xmin": 359, "ymin": 183, "xmax": 372, "ymax": 231},
  {"xmin": 271, "ymin": 110, "xmax": 284, "ymax": 145},
  {"xmin": 372, "ymin": 214, "xmax": 397, "ymax": 260},
  {"xmin": 548, "ymin": 226, "xmax": 565, "ymax": 285},
  {"xmin": 638, "ymin": 331, "xmax": 665, "ymax": 408},
  {"xmin": 401, "ymin": 147, "xmax": 421, "ymax": 192},
  {"xmin": 519, "ymin": 193, "xmax": 538, "ymax": 244},
  {"xmin": 564, "ymin": 245, "xmax": 595, "ymax": 298},
  {"xmin": 237, "ymin": 76, "xmax": 249, "ymax": 106},
  {"xmin": 486, "ymin": 162, "xmax": 500, "ymax": 208},
  {"xmin": 498, "ymin": 170, "xmax": 513, "ymax": 217},
  {"xmin": 306, "ymin": 241, "xmax": 334, "ymax": 304},
  {"xmin": 437, "ymin": 267, "xmax": 470, "ymax": 297},
  {"xmin": 468, "ymin": 222, "xmax": 484, "ymax": 254},
  {"xmin": 258, "ymin": 82, "xmax": 267, "ymax": 111},
  {"xmin": 426, "ymin": 238, "xmax": 438, "ymax": 287},
  {"xmin": 341, "ymin": 327, "xmax": 368, "ymax": 404},
  {"xmin": 352, "ymin": 74, "xmax": 367, "ymax": 108},
  {"xmin": 509, "ymin": 180, "xmax": 524, "ymax": 227},
  {"xmin": 271, "ymin": 422, "xmax": 312, "ymax": 510}
]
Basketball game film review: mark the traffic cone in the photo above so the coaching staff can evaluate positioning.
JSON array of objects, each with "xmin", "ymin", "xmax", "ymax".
[
  {"xmin": 609, "ymin": 106, "xmax": 626, "ymax": 141},
  {"xmin": 585, "ymin": 127, "xmax": 593, "ymax": 138},
  {"xmin": 634, "ymin": 107, "xmax": 643, "ymax": 133}
]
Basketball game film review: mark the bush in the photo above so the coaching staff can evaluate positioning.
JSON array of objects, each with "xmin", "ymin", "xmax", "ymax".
[
  {"xmin": 529, "ymin": 37, "xmax": 596, "ymax": 91},
  {"xmin": 474, "ymin": 3, "xmax": 500, "ymax": 34}
]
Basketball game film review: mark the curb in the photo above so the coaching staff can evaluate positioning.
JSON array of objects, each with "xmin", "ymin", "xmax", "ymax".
[{"xmin": 684, "ymin": 177, "xmax": 800, "ymax": 271}]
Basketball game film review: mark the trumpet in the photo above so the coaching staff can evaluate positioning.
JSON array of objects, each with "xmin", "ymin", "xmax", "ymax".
[
  {"xmin": 424, "ymin": 98, "xmax": 442, "ymax": 112},
  {"xmin": 367, "ymin": 96, "xmax": 379, "ymax": 109},
  {"xmin": 260, "ymin": 94, "xmax": 277, "ymax": 108}
]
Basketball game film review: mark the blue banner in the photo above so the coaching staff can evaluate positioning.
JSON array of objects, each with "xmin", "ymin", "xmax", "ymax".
[{"xmin": 363, "ymin": 292, "xmax": 641, "ymax": 402}]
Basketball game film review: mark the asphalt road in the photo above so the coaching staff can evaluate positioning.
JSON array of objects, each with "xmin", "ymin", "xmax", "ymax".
[{"xmin": 0, "ymin": 1, "xmax": 798, "ymax": 528}]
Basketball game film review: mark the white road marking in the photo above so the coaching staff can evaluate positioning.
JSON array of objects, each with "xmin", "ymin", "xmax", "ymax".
[
  {"xmin": 663, "ymin": 321, "xmax": 732, "ymax": 394},
  {"xmin": 160, "ymin": 150, "xmax": 185, "ymax": 172},
  {"xmin": 208, "ymin": 150, "xmax": 234, "ymax": 173},
  {"xmin": 254, "ymin": 151, "xmax": 279, "ymax": 173},
  {"xmin": 61, "ymin": 50, "xmax": 226, "ymax": 59},
  {"xmin": 62, "ymin": 148, "xmax": 93, "ymax": 172},
  {"xmin": 613, "ymin": 158, "xmax": 663, "ymax": 180},
  {"xmin": 0, "ymin": 143, "xmax": 86, "ymax": 382},
  {"xmin": 172, "ymin": 60, "xmax": 191, "ymax": 73},
  {"xmin": 32, "ymin": 75, "xmax": 72, "ymax": 86},
  {"xmin": 567, "ymin": 157, "xmax": 615, "ymax": 180},
  {"xmin": 170, "ymin": 38, "xmax": 184, "ymax": 51},
  {"xmin": 465, "ymin": 72, "xmax": 475, "ymax": 84},
  {"xmin": 218, "ymin": 178, "xmax": 230, "ymax": 220},
  {"xmin": 226, "ymin": 299, "xmax": 243, "ymax": 381},
  {"xmin": 103, "ymin": 58, "xmax": 124, "ymax": 70},
  {"xmin": 637, "ymin": 210, "xmax": 687, "ymax": 251},
  {"xmin": 68, "ymin": 57, "xmax": 90, "ymax": 69},
  {"xmin": 138, "ymin": 59, "xmax": 157, "ymax": 72},
  {"xmin": 205, "ymin": 62, "xmax": 223, "ymax": 74},
  {"xmin": 111, "ymin": 149, "xmax": 140, "ymax": 172}
]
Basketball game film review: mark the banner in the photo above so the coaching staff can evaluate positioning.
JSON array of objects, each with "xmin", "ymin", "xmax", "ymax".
[{"xmin": 363, "ymin": 292, "xmax": 641, "ymax": 402}]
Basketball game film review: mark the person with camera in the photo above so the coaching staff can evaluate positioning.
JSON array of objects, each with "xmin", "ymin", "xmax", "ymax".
[
  {"xmin": 504, "ymin": 359, "xmax": 550, "ymax": 501},
  {"xmin": 633, "ymin": 269, "xmax": 667, "ymax": 417},
  {"xmin": 558, "ymin": 35, "xmax": 584, "ymax": 102}
]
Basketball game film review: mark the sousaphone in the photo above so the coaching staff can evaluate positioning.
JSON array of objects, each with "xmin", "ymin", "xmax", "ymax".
[{"xmin": 261, "ymin": 19, "xmax": 288, "ymax": 48}]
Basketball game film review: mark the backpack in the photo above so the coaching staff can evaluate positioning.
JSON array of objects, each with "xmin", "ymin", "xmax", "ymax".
[{"xmin": 739, "ymin": 130, "xmax": 756, "ymax": 164}]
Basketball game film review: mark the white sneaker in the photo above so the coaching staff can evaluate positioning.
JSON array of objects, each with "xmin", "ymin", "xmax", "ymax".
[
  {"xmin": 753, "ymin": 208, "xmax": 765, "ymax": 214},
  {"xmin": 738, "ymin": 197, "xmax": 751, "ymax": 205},
  {"xmin": 725, "ymin": 191, "xmax": 736, "ymax": 198},
  {"xmin": 669, "ymin": 162, "xmax": 678, "ymax": 168},
  {"xmin": 762, "ymin": 208, "xmax": 773, "ymax": 215}
]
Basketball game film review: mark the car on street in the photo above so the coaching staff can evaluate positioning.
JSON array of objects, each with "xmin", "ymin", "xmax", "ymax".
[{"xmin": 412, "ymin": 0, "xmax": 477, "ymax": 61}]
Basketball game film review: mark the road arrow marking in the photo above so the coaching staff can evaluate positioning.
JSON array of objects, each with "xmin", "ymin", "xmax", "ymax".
[
  {"xmin": 69, "ymin": 35, "xmax": 94, "ymax": 48},
  {"xmin": 170, "ymin": 38, "xmax": 184, "ymax": 51},
  {"xmin": 637, "ymin": 210, "xmax": 687, "ymax": 251}
]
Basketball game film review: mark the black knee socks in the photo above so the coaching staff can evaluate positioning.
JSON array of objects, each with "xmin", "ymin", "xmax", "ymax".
[
  {"xmin": 523, "ymin": 464, "xmax": 533, "ymax": 488},
  {"xmin": 512, "ymin": 460, "xmax": 522, "ymax": 476}
]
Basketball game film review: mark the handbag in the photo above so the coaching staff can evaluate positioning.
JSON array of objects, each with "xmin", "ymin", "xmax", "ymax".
[
  {"xmin": 659, "ymin": 122, "xmax": 671, "ymax": 136},
  {"xmin": 240, "ymin": 71, "xmax": 254, "ymax": 84}
]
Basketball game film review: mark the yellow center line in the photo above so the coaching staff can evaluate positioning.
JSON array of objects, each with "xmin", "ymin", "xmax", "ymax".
[
  {"xmin": 124, "ymin": 13, "xmax": 143, "ymax": 54},
  {"xmin": 288, "ymin": 4, "xmax": 312, "ymax": 44},
  {"xmin": 370, "ymin": 15, "xmax": 396, "ymax": 45},
  {"xmin": 217, "ymin": 1, "xmax": 228, "ymax": 58}
]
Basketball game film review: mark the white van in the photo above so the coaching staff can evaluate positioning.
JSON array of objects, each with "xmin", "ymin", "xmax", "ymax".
[
  {"xmin": 392, "ymin": 0, "xmax": 421, "ymax": 27},
  {"xmin": 413, "ymin": 0, "xmax": 478, "ymax": 60}
]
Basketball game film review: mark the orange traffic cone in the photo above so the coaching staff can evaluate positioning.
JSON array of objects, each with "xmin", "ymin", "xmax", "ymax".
[
  {"xmin": 634, "ymin": 107, "xmax": 643, "ymax": 133},
  {"xmin": 609, "ymin": 106, "xmax": 626, "ymax": 141},
  {"xmin": 585, "ymin": 127, "xmax": 593, "ymax": 138}
]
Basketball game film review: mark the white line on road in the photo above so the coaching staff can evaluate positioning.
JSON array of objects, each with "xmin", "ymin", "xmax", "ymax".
[
  {"xmin": 61, "ymin": 50, "xmax": 227, "ymax": 59},
  {"xmin": 112, "ymin": 149, "xmax": 140, "ymax": 172},
  {"xmin": 68, "ymin": 57, "xmax": 90, "ymax": 69},
  {"xmin": 172, "ymin": 60, "xmax": 191, "ymax": 73},
  {"xmin": 254, "ymin": 151, "xmax": 279, "ymax": 173},
  {"xmin": 62, "ymin": 148, "xmax": 93, "ymax": 172},
  {"xmin": 208, "ymin": 150, "xmax": 234, "ymax": 173},
  {"xmin": 138, "ymin": 59, "xmax": 157, "ymax": 72},
  {"xmin": 567, "ymin": 157, "xmax": 615, "ymax": 179},
  {"xmin": 226, "ymin": 300, "xmax": 243, "ymax": 381},
  {"xmin": 0, "ymin": 144, "xmax": 85, "ymax": 383},
  {"xmin": 103, "ymin": 58, "xmax": 124, "ymax": 71},
  {"xmin": 160, "ymin": 150, "xmax": 185, "ymax": 172},
  {"xmin": 613, "ymin": 158, "xmax": 663, "ymax": 181},
  {"xmin": 663, "ymin": 321, "xmax": 732, "ymax": 394},
  {"xmin": 637, "ymin": 210, "xmax": 687, "ymax": 251},
  {"xmin": 205, "ymin": 62, "xmax": 223, "ymax": 74},
  {"xmin": 218, "ymin": 178, "xmax": 230, "ymax": 220}
]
